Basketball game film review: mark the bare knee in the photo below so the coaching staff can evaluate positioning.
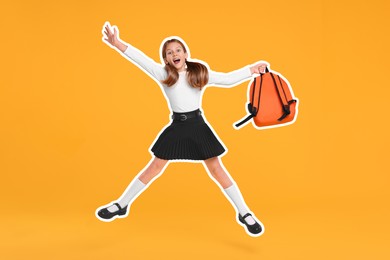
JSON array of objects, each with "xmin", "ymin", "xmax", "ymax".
[
  {"xmin": 205, "ymin": 157, "xmax": 223, "ymax": 177},
  {"xmin": 204, "ymin": 157, "xmax": 233, "ymax": 188},
  {"xmin": 208, "ymin": 165, "xmax": 222, "ymax": 178},
  {"xmin": 139, "ymin": 157, "xmax": 168, "ymax": 183},
  {"xmin": 150, "ymin": 157, "xmax": 168, "ymax": 171}
]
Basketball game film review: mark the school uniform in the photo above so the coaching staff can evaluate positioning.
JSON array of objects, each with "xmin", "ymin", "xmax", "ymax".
[{"xmin": 122, "ymin": 45, "xmax": 252, "ymax": 160}]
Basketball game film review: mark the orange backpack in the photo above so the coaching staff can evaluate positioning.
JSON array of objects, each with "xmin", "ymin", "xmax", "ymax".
[{"xmin": 235, "ymin": 68, "xmax": 298, "ymax": 129}]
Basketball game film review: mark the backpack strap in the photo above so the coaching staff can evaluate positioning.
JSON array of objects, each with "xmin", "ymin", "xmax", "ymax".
[
  {"xmin": 270, "ymin": 73, "xmax": 297, "ymax": 121},
  {"xmin": 235, "ymin": 73, "xmax": 264, "ymax": 127}
]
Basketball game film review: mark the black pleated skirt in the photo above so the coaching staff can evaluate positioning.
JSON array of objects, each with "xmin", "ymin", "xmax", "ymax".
[{"xmin": 151, "ymin": 112, "xmax": 226, "ymax": 161}]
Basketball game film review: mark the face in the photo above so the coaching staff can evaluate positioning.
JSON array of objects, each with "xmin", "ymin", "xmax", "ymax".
[{"xmin": 164, "ymin": 41, "xmax": 188, "ymax": 72}]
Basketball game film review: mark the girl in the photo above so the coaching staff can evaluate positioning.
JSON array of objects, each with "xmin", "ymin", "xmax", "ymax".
[{"xmin": 96, "ymin": 22, "xmax": 267, "ymax": 237}]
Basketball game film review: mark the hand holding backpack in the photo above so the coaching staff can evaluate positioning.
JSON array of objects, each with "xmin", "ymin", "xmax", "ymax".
[{"xmin": 235, "ymin": 67, "xmax": 298, "ymax": 129}]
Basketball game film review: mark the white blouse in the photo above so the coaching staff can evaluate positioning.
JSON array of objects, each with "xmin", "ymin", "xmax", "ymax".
[{"xmin": 122, "ymin": 44, "xmax": 252, "ymax": 113}]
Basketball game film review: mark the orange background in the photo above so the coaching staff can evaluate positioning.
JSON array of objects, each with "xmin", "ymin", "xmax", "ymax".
[{"xmin": 1, "ymin": 0, "xmax": 389, "ymax": 259}]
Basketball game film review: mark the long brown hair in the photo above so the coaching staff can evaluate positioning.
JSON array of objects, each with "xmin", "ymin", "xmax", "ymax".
[{"xmin": 161, "ymin": 39, "xmax": 209, "ymax": 89}]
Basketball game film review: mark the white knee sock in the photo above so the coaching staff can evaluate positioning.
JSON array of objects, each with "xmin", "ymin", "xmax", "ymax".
[
  {"xmin": 224, "ymin": 184, "xmax": 256, "ymax": 225},
  {"xmin": 108, "ymin": 178, "xmax": 146, "ymax": 213}
]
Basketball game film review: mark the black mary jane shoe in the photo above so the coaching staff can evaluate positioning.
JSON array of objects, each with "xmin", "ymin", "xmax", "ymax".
[
  {"xmin": 97, "ymin": 203, "xmax": 128, "ymax": 220},
  {"xmin": 238, "ymin": 213, "xmax": 262, "ymax": 235}
]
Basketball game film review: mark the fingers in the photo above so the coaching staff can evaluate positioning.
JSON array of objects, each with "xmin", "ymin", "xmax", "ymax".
[
  {"xmin": 256, "ymin": 61, "xmax": 269, "ymax": 73},
  {"xmin": 250, "ymin": 62, "xmax": 269, "ymax": 74},
  {"xmin": 102, "ymin": 29, "xmax": 111, "ymax": 44},
  {"xmin": 103, "ymin": 22, "xmax": 111, "ymax": 35},
  {"xmin": 104, "ymin": 25, "xmax": 112, "ymax": 37},
  {"xmin": 102, "ymin": 23, "xmax": 117, "ymax": 45},
  {"xmin": 103, "ymin": 23, "xmax": 119, "ymax": 41},
  {"xmin": 259, "ymin": 64, "xmax": 266, "ymax": 73},
  {"xmin": 102, "ymin": 21, "xmax": 115, "ymax": 37},
  {"xmin": 102, "ymin": 22, "xmax": 120, "ymax": 48}
]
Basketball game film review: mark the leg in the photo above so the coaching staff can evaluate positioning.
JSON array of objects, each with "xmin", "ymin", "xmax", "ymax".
[
  {"xmin": 97, "ymin": 157, "xmax": 169, "ymax": 220},
  {"xmin": 138, "ymin": 157, "xmax": 169, "ymax": 184},
  {"xmin": 114, "ymin": 156, "xmax": 169, "ymax": 209},
  {"xmin": 203, "ymin": 156, "xmax": 233, "ymax": 189},
  {"xmin": 204, "ymin": 157, "xmax": 233, "ymax": 189},
  {"xmin": 203, "ymin": 157, "xmax": 263, "ymax": 235},
  {"xmin": 204, "ymin": 157, "xmax": 251, "ymax": 217}
]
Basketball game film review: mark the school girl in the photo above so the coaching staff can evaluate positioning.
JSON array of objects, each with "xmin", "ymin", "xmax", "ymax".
[{"xmin": 96, "ymin": 22, "xmax": 267, "ymax": 237}]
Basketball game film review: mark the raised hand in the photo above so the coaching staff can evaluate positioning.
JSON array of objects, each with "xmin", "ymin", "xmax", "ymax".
[{"xmin": 102, "ymin": 22, "xmax": 127, "ymax": 52}]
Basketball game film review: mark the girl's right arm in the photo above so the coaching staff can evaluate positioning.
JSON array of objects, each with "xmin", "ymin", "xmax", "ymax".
[{"xmin": 102, "ymin": 23, "xmax": 166, "ymax": 82}]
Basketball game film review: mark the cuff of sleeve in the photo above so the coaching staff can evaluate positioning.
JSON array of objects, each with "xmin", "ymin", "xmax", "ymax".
[
  {"xmin": 245, "ymin": 66, "xmax": 252, "ymax": 77},
  {"xmin": 241, "ymin": 65, "xmax": 252, "ymax": 78},
  {"xmin": 123, "ymin": 45, "xmax": 131, "ymax": 56}
]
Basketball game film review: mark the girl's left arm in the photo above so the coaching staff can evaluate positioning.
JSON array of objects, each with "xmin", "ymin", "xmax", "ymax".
[{"xmin": 208, "ymin": 62, "xmax": 268, "ymax": 88}]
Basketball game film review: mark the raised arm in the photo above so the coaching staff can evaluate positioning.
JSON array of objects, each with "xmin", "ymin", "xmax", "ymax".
[
  {"xmin": 208, "ymin": 62, "xmax": 268, "ymax": 88},
  {"xmin": 102, "ymin": 22, "xmax": 166, "ymax": 81}
]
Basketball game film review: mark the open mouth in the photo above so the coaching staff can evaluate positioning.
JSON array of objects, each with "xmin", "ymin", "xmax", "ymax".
[{"xmin": 173, "ymin": 58, "xmax": 181, "ymax": 64}]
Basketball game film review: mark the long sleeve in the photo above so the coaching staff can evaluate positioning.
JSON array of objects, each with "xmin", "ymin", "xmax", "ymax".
[
  {"xmin": 122, "ymin": 44, "xmax": 167, "ymax": 82},
  {"xmin": 208, "ymin": 66, "xmax": 252, "ymax": 88}
]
